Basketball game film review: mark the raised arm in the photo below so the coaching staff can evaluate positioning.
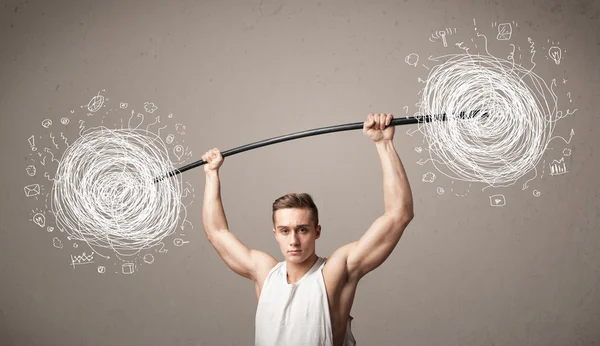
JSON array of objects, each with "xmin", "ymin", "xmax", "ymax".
[
  {"xmin": 346, "ymin": 114, "xmax": 414, "ymax": 280},
  {"xmin": 202, "ymin": 148, "xmax": 276, "ymax": 281}
]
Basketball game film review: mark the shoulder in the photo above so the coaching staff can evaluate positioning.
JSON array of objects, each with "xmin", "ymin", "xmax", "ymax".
[{"xmin": 322, "ymin": 241, "xmax": 358, "ymax": 285}]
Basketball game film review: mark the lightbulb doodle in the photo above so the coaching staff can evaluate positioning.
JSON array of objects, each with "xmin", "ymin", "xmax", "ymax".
[
  {"xmin": 24, "ymin": 90, "xmax": 196, "ymax": 274},
  {"xmin": 402, "ymin": 19, "xmax": 577, "ymax": 206}
]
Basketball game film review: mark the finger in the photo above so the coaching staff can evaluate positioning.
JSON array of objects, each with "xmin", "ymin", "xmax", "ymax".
[
  {"xmin": 365, "ymin": 114, "xmax": 374, "ymax": 129},
  {"xmin": 386, "ymin": 113, "xmax": 392, "ymax": 126},
  {"xmin": 377, "ymin": 113, "xmax": 384, "ymax": 130}
]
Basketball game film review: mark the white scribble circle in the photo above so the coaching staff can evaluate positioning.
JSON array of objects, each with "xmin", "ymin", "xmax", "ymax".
[
  {"xmin": 419, "ymin": 53, "xmax": 557, "ymax": 186},
  {"xmin": 51, "ymin": 126, "xmax": 182, "ymax": 256}
]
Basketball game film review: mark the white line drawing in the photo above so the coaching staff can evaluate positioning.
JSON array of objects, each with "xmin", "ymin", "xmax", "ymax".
[
  {"xmin": 44, "ymin": 172, "xmax": 55, "ymax": 182},
  {"xmin": 405, "ymin": 127, "xmax": 419, "ymax": 137},
  {"xmin": 44, "ymin": 147, "xmax": 59, "ymax": 164},
  {"xmin": 128, "ymin": 111, "xmax": 144, "ymax": 130},
  {"xmin": 53, "ymin": 237, "xmax": 63, "ymax": 249},
  {"xmin": 422, "ymin": 172, "xmax": 436, "ymax": 183},
  {"xmin": 146, "ymin": 116, "xmax": 160, "ymax": 133},
  {"xmin": 405, "ymin": 53, "xmax": 419, "ymax": 66},
  {"xmin": 489, "ymin": 194, "xmax": 506, "ymax": 207},
  {"xmin": 98, "ymin": 266, "xmax": 106, "ymax": 274},
  {"xmin": 548, "ymin": 46, "xmax": 562, "ymax": 65},
  {"xmin": 24, "ymin": 184, "xmax": 41, "ymax": 197},
  {"xmin": 60, "ymin": 133, "xmax": 69, "ymax": 147},
  {"xmin": 429, "ymin": 28, "xmax": 457, "ymax": 47},
  {"xmin": 156, "ymin": 242, "xmax": 168, "ymax": 253},
  {"xmin": 157, "ymin": 124, "xmax": 167, "ymax": 139},
  {"xmin": 417, "ymin": 50, "xmax": 560, "ymax": 189},
  {"xmin": 32, "ymin": 212, "xmax": 45, "ymax": 227},
  {"xmin": 414, "ymin": 147, "xmax": 422, "ymax": 153},
  {"xmin": 26, "ymin": 165, "xmax": 36, "ymax": 176},
  {"xmin": 175, "ymin": 123, "xmax": 186, "ymax": 135},
  {"xmin": 144, "ymin": 102, "xmax": 158, "ymax": 113},
  {"xmin": 563, "ymin": 148, "xmax": 572, "ymax": 156},
  {"xmin": 120, "ymin": 102, "xmax": 128, "ymax": 109},
  {"xmin": 49, "ymin": 133, "xmax": 59, "ymax": 149},
  {"xmin": 70, "ymin": 252, "xmax": 94, "ymax": 268},
  {"xmin": 174, "ymin": 145, "xmax": 184, "ymax": 161},
  {"xmin": 567, "ymin": 92, "xmax": 571, "ymax": 102},
  {"xmin": 437, "ymin": 187, "xmax": 445, "ymax": 194},
  {"xmin": 166, "ymin": 134, "xmax": 174, "ymax": 144},
  {"xmin": 78, "ymin": 120, "xmax": 85, "ymax": 136},
  {"xmin": 450, "ymin": 181, "xmax": 471, "ymax": 197},
  {"xmin": 527, "ymin": 37, "xmax": 536, "ymax": 69},
  {"xmin": 122, "ymin": 263, "xmax": 135, "ymax": 274},
  {"xmin": 173, "ymin": 238, "xmax": 189, "ymax": 247},
  {"xmin": 85, "ymin": 90, "xmax": 105, "ymax": 113},
  {"xmin": 51, "ymin": 126, "xmax": 183, "ymax": 258},
  {"xmin": 28, "ymin": 135, "xmax": 37, "ymax": 151},
  {"xmin": 182, "ymin": 187, "xmax": 193, "ymax": 199},
  {"xmin": 143, "ymin": 254, "xmax": 155, "ymax": 264},
  {"xmin": 496, "ymin": 23, "xmax": 512, "ymax": 40},
  {"xmin": 533, "ymin": 190, "xmax": 541, "ymax": 197},
  {"xmin": 439, "ymin": 31, "xmax": 448, "ymax": 47},
  {"xmin": 26, "ymin": 91, "xmax": 195, "ymax": 274},
  {"xmin": 549, "ymin": 157, "xmax": 568, "ymax": 175}
]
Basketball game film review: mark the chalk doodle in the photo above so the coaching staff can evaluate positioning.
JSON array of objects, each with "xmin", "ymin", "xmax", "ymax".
[
  {"xmin": 405, "ymin": 19, "xmax": 577, "ymax": 206},
  {"xmin": 24, "ymin": 90, "xmax": 196, "ymax": 274}
]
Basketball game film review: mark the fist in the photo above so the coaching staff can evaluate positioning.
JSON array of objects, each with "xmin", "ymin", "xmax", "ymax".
[
  {"xmin": 202, "ymin": 148, "xmax": 224, "ymax": 173},
  {"xmin": 363, "ymin": 113, "xmax": 395, "ymax": 142}
]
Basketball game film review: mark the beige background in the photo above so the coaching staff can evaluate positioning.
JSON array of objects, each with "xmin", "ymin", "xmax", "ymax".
[{"xmin": 1, "ymin": 0, "xmax": 599, "ymax": 345}]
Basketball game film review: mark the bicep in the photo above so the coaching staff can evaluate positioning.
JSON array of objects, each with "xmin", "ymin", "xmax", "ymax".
[
  {"xmin": 208, "ymin": 230, "xmax": 274, "ymax": 281},
  {"xmin": 346, "ymin": 214, "xmax": 410, "ymax": 280}
]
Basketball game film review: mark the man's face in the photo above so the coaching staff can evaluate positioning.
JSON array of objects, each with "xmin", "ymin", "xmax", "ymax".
[{"xmin": 273, "ymin": 208, "xmax": 321, "ymax": 262}]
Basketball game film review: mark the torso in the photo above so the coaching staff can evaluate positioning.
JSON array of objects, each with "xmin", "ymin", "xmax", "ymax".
[{"xmin": 253, "ymin": 250, "xmax": 359, "ymax": 346}]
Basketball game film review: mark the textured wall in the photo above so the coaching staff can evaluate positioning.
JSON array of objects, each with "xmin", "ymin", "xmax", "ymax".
[{"xmin": 1, "ymin": 0, "xmax": 599, "ymax": 345}]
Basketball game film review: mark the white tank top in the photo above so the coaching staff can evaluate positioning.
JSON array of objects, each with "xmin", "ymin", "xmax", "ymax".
[{"xmin": 255, "ymin": 256, "xmax": 357, "ymax": 346}]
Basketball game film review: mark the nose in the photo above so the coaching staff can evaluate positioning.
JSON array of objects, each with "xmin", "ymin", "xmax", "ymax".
[{"xmin": 288, "ymin": 233, "xmax": 300, "ymax": 246}]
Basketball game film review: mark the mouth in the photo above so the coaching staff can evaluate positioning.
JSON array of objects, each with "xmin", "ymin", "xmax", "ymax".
[{"xmin": 288, "ymin": 250, "xmax": 301, "ymax": 254}]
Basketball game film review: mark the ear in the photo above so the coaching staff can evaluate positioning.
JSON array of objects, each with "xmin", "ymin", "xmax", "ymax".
[{"xmin": 315, "ymin": 225, "xmax": 321, "ymax": 239}]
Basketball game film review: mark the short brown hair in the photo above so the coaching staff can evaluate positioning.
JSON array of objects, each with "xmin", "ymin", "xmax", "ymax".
[{"xmin": 272, "ymin": 193, "xmax": 319, "ymax": 228}]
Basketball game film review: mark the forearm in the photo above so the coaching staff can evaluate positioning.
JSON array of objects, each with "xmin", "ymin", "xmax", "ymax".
[
  {"xmin": 375, "ymin": 139, "xmax": 414, "ymax": 219},
  {"xmin": 202, "ymin": 171, "xmax": 229, "ymax": 236}
]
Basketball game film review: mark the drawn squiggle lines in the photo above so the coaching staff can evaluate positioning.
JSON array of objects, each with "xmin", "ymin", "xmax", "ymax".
[
  {"xmin": 418, "ymin": 53, "xmax": 557, "ymax": 187},
  {"xmin": 51, "ymin": 126, "xmax": 184, "ymax": 257}
]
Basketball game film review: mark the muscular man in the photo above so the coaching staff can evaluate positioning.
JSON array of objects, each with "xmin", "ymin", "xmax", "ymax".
[{"xmin": 201, "ymin": 113, "xmax": 414, "ymax": 346}]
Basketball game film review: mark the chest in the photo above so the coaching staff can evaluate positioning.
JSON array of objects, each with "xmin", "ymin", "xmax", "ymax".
[{"xmin": 255, "ymin": 266, "xmax": 358, "ymax": 341}]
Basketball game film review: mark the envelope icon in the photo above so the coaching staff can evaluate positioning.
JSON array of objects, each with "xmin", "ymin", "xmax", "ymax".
[{"xmin": 24, "ymin": 184, "xmax": 40, "ymax": 197}]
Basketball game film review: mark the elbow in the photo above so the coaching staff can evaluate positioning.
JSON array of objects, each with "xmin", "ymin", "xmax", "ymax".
[
  {"xmin": 388, "ymin": 205, "xmax": 414, "ymax": 226},
  {"xmin": 402, "ymin": 208, "xmax": 414, "ymax": 225}
]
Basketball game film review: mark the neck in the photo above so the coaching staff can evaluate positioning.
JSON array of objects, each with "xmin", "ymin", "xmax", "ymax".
[{"xmin": 286, "ymin": 252, "xmax": 318, "ymax": 284}]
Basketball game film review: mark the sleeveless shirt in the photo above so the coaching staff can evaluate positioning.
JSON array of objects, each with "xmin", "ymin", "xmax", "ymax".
[{"xmin": 255, "ymin": 256, "xmax": 357, "ymax": 346}]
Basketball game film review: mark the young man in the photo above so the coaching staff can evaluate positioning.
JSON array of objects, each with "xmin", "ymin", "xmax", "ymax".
[{"xmin": 201, "ymin": 113, "xmax": 414, "ymax": 346}]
